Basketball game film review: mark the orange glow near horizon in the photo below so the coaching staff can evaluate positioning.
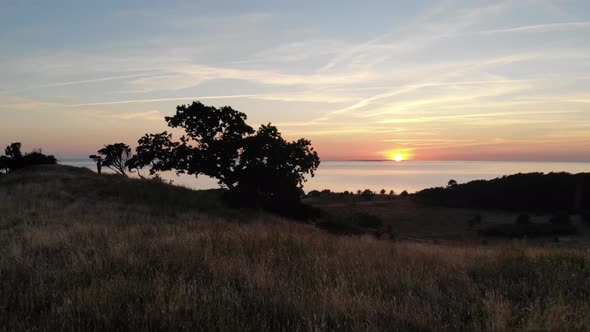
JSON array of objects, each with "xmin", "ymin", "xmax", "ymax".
[{"xmin": 382, "ymin": 149, "xmax": 414, "ymax": 162}]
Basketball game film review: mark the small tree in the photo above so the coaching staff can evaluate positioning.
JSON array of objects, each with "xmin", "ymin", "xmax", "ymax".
[
  {"xmin": 400, "ymin": 190, "xmax": 409, "ymax": 197},
  {"xmin": 0, "ymin": 155, "xmax": 8, "ymax": 174},
  {"xmin": 361, "ymin": 189, "xmax": 374, "ymax": 200},
  {"xmin": 93, "ymin": 143, "xmax": 132, "ymax": 176},
  {"xmin": 89, "ymin": 155, "xmax": 103, "ymax": 174},
  {"xmin": 447, "ymin": 179, "xmax": 458, "ymax": 188},
  {"xmin": 389, "ymin": 190, "xmax": 395, "ymax": 195},
  {"xmin": 380, "ymin": 189, "xmax": 386, "ymax": 195},
  {"xmin": 0, "ymin": 143, "xmax": 23, "ymax": 173}
]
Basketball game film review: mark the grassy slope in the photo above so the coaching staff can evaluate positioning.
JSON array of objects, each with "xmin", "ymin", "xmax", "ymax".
[{"xmin": 1, "ymin": 165, "xmax": 590, "ymax": 331}]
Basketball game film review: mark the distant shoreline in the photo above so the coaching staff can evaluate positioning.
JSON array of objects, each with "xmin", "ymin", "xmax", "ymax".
[{"xmin": 58, "ymin": 158, "xmax": 590, "ymax": 163}]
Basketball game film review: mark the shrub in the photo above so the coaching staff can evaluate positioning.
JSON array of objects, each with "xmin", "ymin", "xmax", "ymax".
[
  {"xmin": 0, "ymin": 143, "xmax": 57, "ymax": 174},
  {"xmin": 549, "ymin": 212, "xmax": 571, "ymax": 226},
  {"xmin": 468, "ymin": 214, "xmax": 483, "ymax": 227},
  {"xmin": 515, "ymin": 214, "xmax": 531, "ymax": 224},
  {"xmin": 307, "ymin": 190, "xmax": 321, "ymax": 197}
]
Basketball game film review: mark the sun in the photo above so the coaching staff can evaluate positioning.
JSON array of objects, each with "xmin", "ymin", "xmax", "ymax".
[{"xmin": 381, "ymin": 149, "xmax": 414, "ymax": 162}]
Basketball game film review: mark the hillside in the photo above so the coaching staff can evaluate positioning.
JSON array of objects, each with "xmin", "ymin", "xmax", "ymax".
[
  {"xmin": 1, "ymin": 165, "xmax": 590, "ymax": 331},
  {"xmin": 415, "ymin": 172, "xmax": 590, "ymax": 213}
]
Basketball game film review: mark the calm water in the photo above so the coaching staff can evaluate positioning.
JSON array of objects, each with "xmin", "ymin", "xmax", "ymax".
[{"xmin": 62, "ymin": 160, "xmax": 590, "ymax": 193}]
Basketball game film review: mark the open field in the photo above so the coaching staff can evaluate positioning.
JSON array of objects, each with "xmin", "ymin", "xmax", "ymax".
[
  {"xmin": 305, "ymin": 194, "xmax": 590, "ymax": 245},
  {"xmin": 1, "ymin": 166, "xmax": 590, "ymax": 331}
]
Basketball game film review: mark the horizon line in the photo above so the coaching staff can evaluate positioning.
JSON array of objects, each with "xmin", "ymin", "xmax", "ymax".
[{"xmin": 56, "ymin": 156, "xmax": 590, "ymax": 163}]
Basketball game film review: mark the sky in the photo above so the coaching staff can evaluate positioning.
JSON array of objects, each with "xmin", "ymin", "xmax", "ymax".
[{"xmin": 1, "ymin": 0, "xmax": 589, "ymax": 161}]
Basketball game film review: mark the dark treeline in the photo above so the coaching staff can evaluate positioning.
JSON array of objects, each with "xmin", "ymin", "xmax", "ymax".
[
  {"xmin": 0, "ymin": 143, "xmax": 57, "ymax": 174},
  {"xmin": 415, "ymin": 172, "xmax": 590, "ymax": 213}
]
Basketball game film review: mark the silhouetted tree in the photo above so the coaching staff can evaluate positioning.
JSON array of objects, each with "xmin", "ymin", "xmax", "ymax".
[
  {"xmin": 380, "ymin": 189, "xmax": 386, "ymax": 195},
  {"xmin": 88, "ymin": 155, "xmax": 103, "ymax": 175},
  {"xmin": 0, "ymin": 156, "xmax": 8, "ymax": 174},
  {"xmin": 128, "ymin": 101, "xmax": 320, "ymax": 217},
  {"xmin": 0, "ymin": 143, "xmax": 57, "ymax": 174},
  {"xmin": 389, "ymin": 190, "xmax": 395, "ymax": 195},
  {"xmin": 447, "ymin": 179, "xmax": 458, "ymax": 188},
  {"xmin": 400, "ymin": 190, "xmax": 409, "ymax": 197},
  {"xmin": 361, "ymin": 189, "xmax": 374, "ymax": 200},
  {"xmin": 0, "ymin": 143, "xmax": 22, "ymax": 173},
  {"xmin": 94, "ymin": 143, "xmax": 132, "ymax": 176},
  {"xmin": 5, "ymin": 142, "xmax": 22, "ymax": 159}
]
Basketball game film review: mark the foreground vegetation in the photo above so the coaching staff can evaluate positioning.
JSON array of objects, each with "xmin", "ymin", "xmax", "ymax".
[{"xmin": 1, "ymin": 166, "xmax": 590, "ymax": 331}]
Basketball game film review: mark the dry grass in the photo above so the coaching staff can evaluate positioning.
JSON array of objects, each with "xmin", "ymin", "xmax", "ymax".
[{"xmin": 1, "ymin": 166, "xmax": 590, "ymax": 331}]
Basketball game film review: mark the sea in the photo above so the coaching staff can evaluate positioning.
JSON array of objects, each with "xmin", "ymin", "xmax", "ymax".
[{"xmin": 61, "ymin": 159, "xmax": 590, "ymax": 194}]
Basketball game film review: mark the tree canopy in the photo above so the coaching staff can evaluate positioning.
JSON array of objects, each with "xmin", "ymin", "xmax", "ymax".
[
  {"xmin": 128, "ymin": 101, "xmax": 320, "ymax": 216},
  {"xmin": 92, "ymin": 143, "xmax": 132, "ymax": 176}
]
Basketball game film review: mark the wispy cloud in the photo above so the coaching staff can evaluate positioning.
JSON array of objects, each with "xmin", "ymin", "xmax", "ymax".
[
  {"xmin": 376, "ymin": 110, "xmax": 579, "ymax": 124},
  {"xmin": 478, "ymin": 21, "xmax": 590, "ymax": 34},
  {"xmin": 15, "ymin": 73, "xmax": 158, "ymax": 92},
  {"xmin": 111, "ymin": 110, "xmax": 162, "ymax": 121},
  {"xmin": 2, "ymin": 0, "xmax": 590, "ymax": 160}
]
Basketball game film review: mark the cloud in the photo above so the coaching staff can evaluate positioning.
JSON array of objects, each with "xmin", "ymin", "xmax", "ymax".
[
  {"xmin": 0, "ymin": 94, "xmax": 62, "ymax": 111},
  {"xmin": 64, "ymin": 95, "xmax": 258, "ymax": 107},
  {"xmin": 478, "ymin": 21, "xmax": 590, "ymax": 35},
  {"xmin": 111, "ymin": 110, "xmax": 162, "ymax": 121},
  {"xmin": 376, "ymin": 110, "xmax": 579, "ymax": 124},
  {"xmin": 318, "ymin": 0, "xmax": 514, "ymax": 73},
  {"xmin": 15, "ymin": 73, "xmax": 158, "ymax": 92}
]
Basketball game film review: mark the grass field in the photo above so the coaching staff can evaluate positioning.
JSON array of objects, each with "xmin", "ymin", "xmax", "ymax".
[
  {"xmin": 305, "ymin": 193, "xmax": 590, "ymax": 245},
  {"xmin": 1, "ymin": 165, "xmax": 590, "ymax": 331}
]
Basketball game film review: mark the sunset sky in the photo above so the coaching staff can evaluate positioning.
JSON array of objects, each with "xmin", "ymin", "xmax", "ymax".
[{"xmin": 1, "ymin": 0, "xmax": 589, "ymax": 161}]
